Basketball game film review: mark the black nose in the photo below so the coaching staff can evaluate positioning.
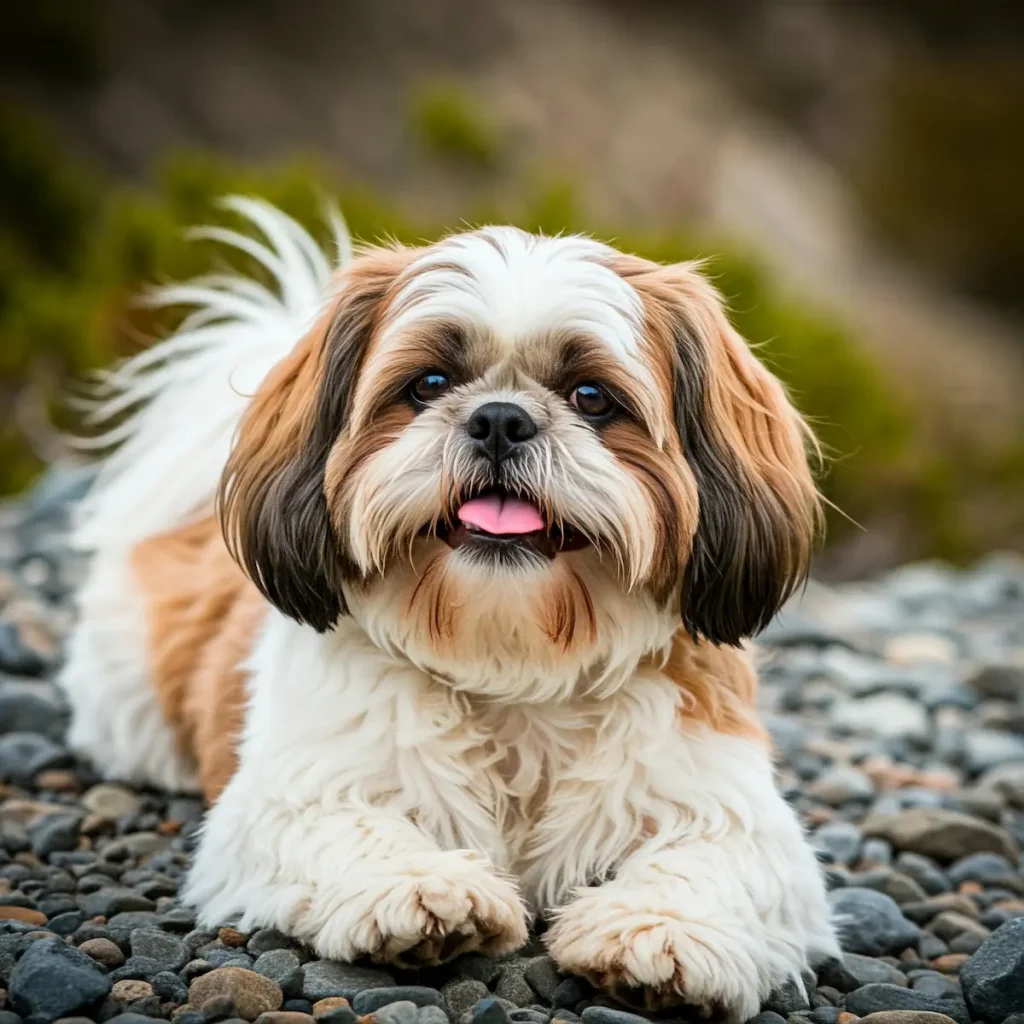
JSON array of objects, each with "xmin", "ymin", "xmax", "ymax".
[{"xmin": 466, "ymin": 402, "xmax": 538, "ymax": 464}]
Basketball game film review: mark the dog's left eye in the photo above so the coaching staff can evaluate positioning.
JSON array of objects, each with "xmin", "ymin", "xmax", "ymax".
[
  {"xmin": 569, "ymin": 383, "xmax": 615, "ymax": 420},
  {"xmin": 409, "ymin": 373, "xmax": 451, "ymax": 406}
]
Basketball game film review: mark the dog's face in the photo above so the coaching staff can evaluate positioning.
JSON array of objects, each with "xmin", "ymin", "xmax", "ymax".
[{"xmin": 220, "ymin": 228, "xmax": 819, "ymax": 695}]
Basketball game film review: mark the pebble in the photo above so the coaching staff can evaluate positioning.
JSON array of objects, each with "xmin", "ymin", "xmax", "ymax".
[
  {"xmin": 960, "ymin": 919, "xmax": 1024, "ymax": 1023},
  {"xmin": 253, "ymin": 950, "xmax": 304, "ymax": 1000},
  {"xmin": 352, "ymin": 988, "xmax": 442, "ymax": 1014},
  {"xmin": 129, "ymin": 927, "xmax": 188, "ymax": 971},
  {"xmin": 302, "ymin": 964, "xmax": 395, "ymax": 1003},
  {"xmin": 443, "ymin": 980, "xmax": 491, "ymax": 1018},
  {"xmin": 80, "ymin": 785, "xmax": 141, "ymax": 821},
  {"xmin": 861, "ymin": 808, "xmax": 1019, "ymax": 863},
  {"xmin": 189, "ymin": 967, "xmax": 284, "ymax": 1019},
  {"xmin": 843, "ymin": 986, "xmax": 969, "ymax": 1024},
  {"xmin": 111, "ymin": 978, "xmax": 154, "ymax": 1003},
  {"xmin": 79, "ymin": 937, "xmax": 126, "ymax": 968},
  {"xmin": 827, "ymin": 888, "xmax": 921, "ymax": 956},
  {"xmin": 9, "ymin": 937, "xmax": 112, "ymax": 1020}
]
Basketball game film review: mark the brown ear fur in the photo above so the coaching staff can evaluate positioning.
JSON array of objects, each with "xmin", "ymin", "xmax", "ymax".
[
  {"xmin": 622, "ymin": 259, "xmax": 821, "ymax": 645},
  {"xmin": 218, "ymin": 247, "xmax": 411, "ymax": 631}
]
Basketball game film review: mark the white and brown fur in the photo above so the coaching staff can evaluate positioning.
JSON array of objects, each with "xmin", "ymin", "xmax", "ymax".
[{"xmin": 62, "ymin": 200, "xmax": 838, "ymax": 1019}]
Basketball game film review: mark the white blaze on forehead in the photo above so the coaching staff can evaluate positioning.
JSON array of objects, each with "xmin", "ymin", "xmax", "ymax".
[{"xmin": 382, "ymin": 227, "xmax": 647, "ymax": 369}]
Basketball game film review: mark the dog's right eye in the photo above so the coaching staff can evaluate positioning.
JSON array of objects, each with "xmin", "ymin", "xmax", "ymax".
[{"xmin": 409, "ymin": 372, "xmax": 451, "ymax": 406}]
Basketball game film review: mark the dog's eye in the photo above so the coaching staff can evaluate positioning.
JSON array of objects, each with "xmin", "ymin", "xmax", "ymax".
[
  {"xmin": 569, "ymin": 383, "xmax": 615, "ymax": 420},
  {"xmin": 409, "ymin": 372, "xmax": 451, "ymax": 406}
]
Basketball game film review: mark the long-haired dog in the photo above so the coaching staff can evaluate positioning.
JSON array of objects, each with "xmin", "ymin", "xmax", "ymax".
[{"xmin": 62, "ymin": 200, "xmax": 837, "ymax": 1018}]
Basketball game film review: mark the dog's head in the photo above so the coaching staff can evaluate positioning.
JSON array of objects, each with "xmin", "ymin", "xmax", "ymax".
[{"xmin": 220, "ymin": 228, "xmax": 819, "ymax": 693}]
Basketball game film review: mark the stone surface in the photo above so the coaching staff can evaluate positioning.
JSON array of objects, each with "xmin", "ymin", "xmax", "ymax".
[
  {"xmin": 9, "ymin": 937, "xmax": 112, "ymax": 1020},
  {"xmin": 960, "ymin": 919, "xmax": 1024, "ymax": 1023},
  {"xmin": 861, "ymin": 808, "xmax": 1019, "ymax": 863},
  {"xmin": 827, "ymin": 888, "xmax": 921, "ymax": 956}
]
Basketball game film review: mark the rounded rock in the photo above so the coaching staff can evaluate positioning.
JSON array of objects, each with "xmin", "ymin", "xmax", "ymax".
[
  {"xmin": 189, "ymin": 967, "xmax": 284, "ymax": 1021},
  {"xmin": 960, "ymin": 918, "xmax": 1024, "ymax": 1023},
  {"xmin": 9, "ymin": 937, "xmax": 112, "ymax": 1020},
  {"xmin": 78, "ymin": 937, "xmax": 126, "ymax": 968},
  {"xmin": 112, "ymin": 979, "xmax": 155, "ymax": 1003},
  {"xmin": 827, "ymin": 888, "xmax": 920, "ymax": 956}
]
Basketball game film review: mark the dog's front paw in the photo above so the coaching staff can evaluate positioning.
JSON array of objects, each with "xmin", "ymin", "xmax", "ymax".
[
  {"xmin": 546, "ymin": 883, "xmax": 783, "ymax": 1020},
  {"xmin": 310, "ymin": 850, "xmax": 529, "ymax": 967}
]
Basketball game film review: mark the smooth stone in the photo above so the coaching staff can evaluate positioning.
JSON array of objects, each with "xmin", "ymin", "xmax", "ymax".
[
  {"xmin": 253, "ymin": 949, "xmax": 304, "ymax": 999},
  {"xmin": 8, "ymin": 937, "xmax": 112, "ymax": 1020},
  {"xmin": 472, "ymin": 999, "xmax": 513, "ymax": 1024},
  {"xmin": 579, "ymin": 1010, "xmax": 649, "ymax": 1024},
  {"xmin": 111, "ymin": 978, "xmax": 155, "ymax": 1003},
  {"xmin": 0, "ymin": 733, "xmax": 71, "ymax": 786},
  {"xmin": 254, "ymin": 1015, "xmax": 316, "ymax": 1024},
  {"xmin": 829, "ymin": 695, "xmax": 929, "ymax": 744},
  {"xmin": 189, "ymin": 967, "xmax": 284, "ymax": 1020},
  {"xmin": 930, "ymin": 912, "xmax": 990, "ymax": 943},
  {"xmin": 81, "ymin": 785, "xmax": 141, "ymax": 821},
  {"xmin": 964, "ymin": 731, "xmax": 1024, "ymax": 773},
  {"xmin": 247, "ymin": 930, "xmax": 295, "ymax": 957},
  {"xmin": 79, "ymin": 937, "xmax": 126, "ymax": 968},
  {"xmin": 550, "ymin": 979, "xmax": 587, "ymax": 1010},
  {"xmin": 352, "ymin": 988, "xmax": 443, "ymax": 1014},
  {"xmin": 861, "ymin": 839, "xmax": 895, "ymax": 867},
  {"xmin": 129, "ymin": 927, "xmax": 188, "ymax": 971},
  {"xmin": 443, "ymin": 981, "xmax": 490, "ymax": 1019},
  {"xmin": 976, "ymin": 763, "xmax": 1024, "ymax": 809},
  {"xmin": 808, "ymin": 766, "xmax": 877, "ymax": 807},
  {"xmin": 947, "ymin": 852, "xmax": 1019, "ymax": 888},
  {"xmin": 862, "ymin": 808, "xmax": 1019, "ymax": 863},
  {"xmin": 152, "ymin": 970, "xmax": 190, "ymax": 1004},
  {"xmin": 910, "ymin": 973, "xmax": 962, "ymax": 1000},
  {"xmin": 0, "ymin": 683, "xmax": 66, "ymax": 738},
  {"xmin": 895, "ymin": 854, "xmax": 952, "ymax": 895},
  {"xmin": 302, "ymin": 964, "xmax": 396, "ymax": 1002},
  {"xmin": 418, "ymin": 1007, "xmax": 449, "ymax": 1024},
  {"xmin": 763, "ymin": 979, "xmax": 810, "ymax": 1015},
  {"xmin": 967, "ymin": 663, "xmax": 1024, "ymax": 701},
  {"xmin": 843, "ymin": 986, "xmax": 968, "ymax": 1024},
  {"xmin": 857, "ymin": 1014, "xmax": 958, "ymax": 1024},
  {"xmin": 828, "ymin": 888, "xmax": 920, "ymax": 956},
  {"xmin": 82, "ymin": 889, "xmax": 158, "ymax": 918},
  {"xmin": 494, "ymin": 970, "xmax": 535, "ymax": 1008},
  {"xmin": 960, "ymin": 919, "xmax": 1024, "ymax": 1023},
  {"xmin": 523, "ymin": 957, "xmax": 561, "ymax": 1003},
  {"xmin": 818, "ymin": 954, "xmax": 908, "ymax": 992},
  {"xmin": 371, "ymin": 1002, "xmax": 419, "ymax": 1024},
  {"xmin": 812, "ymin": 821, "xmax": 863, "ymax": 866}
]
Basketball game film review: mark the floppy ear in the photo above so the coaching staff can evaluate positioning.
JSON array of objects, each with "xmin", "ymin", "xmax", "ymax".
[
  {"xmin": 218, "ymin": 247, "xmax": 410, "ymax": 632},
  {"xmin": 622, "ymin": 260, "xmax": 821, "ymax": 645}
]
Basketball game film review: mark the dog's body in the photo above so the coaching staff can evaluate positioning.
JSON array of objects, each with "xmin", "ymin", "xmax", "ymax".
[{"xmin": 62, "ymin": 202, "xmax": 838, "ymax": 1018}]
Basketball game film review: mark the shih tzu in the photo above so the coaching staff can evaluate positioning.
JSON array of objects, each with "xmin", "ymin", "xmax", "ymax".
[{"xmin": 61, "ymin": 199, "xmax": 838, "ymax": 1019}]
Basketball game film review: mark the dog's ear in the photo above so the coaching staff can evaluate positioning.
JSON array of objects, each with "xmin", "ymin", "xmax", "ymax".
[
  {"xmin": 219, "ymin": 247, "xmax": 410, "ymax": 631},
  {"xmin": 623, "ymin": 260, "xmax": 821, "ymax": 645}
]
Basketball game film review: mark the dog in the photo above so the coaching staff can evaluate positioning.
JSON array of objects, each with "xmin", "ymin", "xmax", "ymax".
[{"xmin": 61, "ymin": 198, "xmax": 838, "ymax": 1018}]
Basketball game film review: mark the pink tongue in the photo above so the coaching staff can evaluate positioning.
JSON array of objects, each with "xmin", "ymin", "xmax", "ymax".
[{"xmin": 457, "ymin": 495, "xmax": 545, "ymax": 535}]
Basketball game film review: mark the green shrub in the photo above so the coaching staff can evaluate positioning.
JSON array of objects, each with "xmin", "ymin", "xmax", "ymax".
[
  {"xmin": 411, "ymin": 83, "xmax": 502, "ymax": 169},
  {"xmin": 1, "ymin": 132, "xmax": 1020, "ymax": 565}
]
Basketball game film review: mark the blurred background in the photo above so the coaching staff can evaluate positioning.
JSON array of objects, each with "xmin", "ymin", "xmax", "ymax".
[{"xmin": 1, "ymin": 0, "xmax": 1022, "ymax": 579}]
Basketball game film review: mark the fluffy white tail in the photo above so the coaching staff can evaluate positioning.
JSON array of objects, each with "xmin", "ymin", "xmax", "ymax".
[{"xmin": 72, "ymin": 197, "xmax": 352, "ymax": 551}]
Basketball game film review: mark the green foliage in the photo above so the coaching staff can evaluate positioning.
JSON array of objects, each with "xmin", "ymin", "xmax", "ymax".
[
  {"xmin": 411, "ymin": 83, "xmax": 502, "ymax": 169},
  {"xmin": 857, "ymin": 54, "xmax": 1024, "ymax": 315},
  {"xmin": 0, "ymin": 124, "xmax": 1021, "ymax": 564}
]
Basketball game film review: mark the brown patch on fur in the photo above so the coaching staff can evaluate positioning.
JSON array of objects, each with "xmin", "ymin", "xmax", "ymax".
[
  {"xmin": 599, "ymin": 419, "xmax": 698, "ymax": 602},
  {"xmin": 131, "ymin": 517, "xmax": 265, "ymax": 800},
  {"xmin": 536, "ymin": 562, "xmax": 597, "ymax": 652},
  {"xmin": 219, "ymin": 245, "xmax": 416, "ymax": 631},
  {"xmin": 609, "ymin": 252, "xmax": 821, "ymax": 644},
  {"xmin": 653, "ymin": 630, "xmax": 767, "ymax": 744},
  {"xmin": 405, "ymin": 553, "xmax": 461, "ymax": 650}
]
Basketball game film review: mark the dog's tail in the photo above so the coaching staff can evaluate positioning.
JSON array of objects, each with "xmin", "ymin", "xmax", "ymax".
[{"xmin": 71, "ymin": 197, "xmax": 351, "ymax": 552}]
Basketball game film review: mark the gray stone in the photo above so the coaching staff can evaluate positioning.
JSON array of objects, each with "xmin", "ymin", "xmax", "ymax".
[
  {"xmin": 28, "ymin": 811, "xmax": 82, "ymax": 858},
  {"xmin": 843, "ymin": 985, "xmax": 969, "ymax": 1024},
  {"xmin": 964, "ymin": 730, "xmax": 1024, "ymax": 773},
  {"xmin": 895, "ymin": 853, "xmax": 952, "ymax": 895},
  {"xmin": 811, "ymin": 821, "xmax": 863, "ymax": 865},
  {"xmin": 817, "ymin": 953, "xmax": 908, "ymax": 992},
  {"xmin": 0, "ymin": 682, "xmax": 66, "ymax": 737},
  {"xmin": 807, "ymin": 765, "xmax": 876, "ymax": 806},
  {"xmin": 862, "ymin": 808, "xmax": 1019, "ymax": 863},
  {"xmin": 523, "ymin": 957, "xmax": 561, "ymax": 1002},
  {"xmin": 254, "ymin": 949, "xmax": 304, "ymax": 999},
  {"xmin": 579, "ymin": 1011, "xmax": 649, "ymax": 1024},
  {"xmin": 129, "ymin": 928, "xmax": 188, "ymax": 972},
  {"xmin": 9, "ymin": 937, "xmax": 112, "ymax": 1020},
  {"xmin": 977, "ymin": 762, "xmax": 1024, "ymax": 809},
  {"xmin": 763, "ymin": 979, "xmax": 810, "ymax": 1016},
  {"xmin": 0, "ymin": 731, "xmax": 71, "ymax": 785},
  {"xmin": 829, "ymin": 694, "xmax": 929, "ymax": 744},
  {"xmin": 960, "ymin": 919, "xmax": 1024, "ymax": 1023},
  {"xmin": 967, "ymin": 662, "xmax": 1024, "ymax": 701},
  {"xmin": 444, "ymin": 980, "xmax": 490, "ymax": 1018},
  {"xmin": 81, "ymin": 784, "xmax": 141, "ymax": 821},
  {"xmin": 353, "ymin": 988, "xmax": 443, "ymax": 1014},
  {"xmin": 374, "ymin": 1002, "xmax": 420, "ymax": 1024},
  {"xmin": 302, "ymin": 963, "xmax": 396, "ymax": 1002},
  {"xmin": 827, "ymin": 887, "xmax": 920, "ymax": 955},
  {"xmin": 494, "ymin": 970, "xmax": 534, "ymax": 1008},
  {"xmin": 247, "ymin": 928, "xmax": 295, "ymax": 957}
]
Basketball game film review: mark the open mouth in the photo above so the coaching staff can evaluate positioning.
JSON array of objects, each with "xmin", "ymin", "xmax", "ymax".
[{"xmin": 433, "ymin": 489, "xmax": 589, "ymax": 560}]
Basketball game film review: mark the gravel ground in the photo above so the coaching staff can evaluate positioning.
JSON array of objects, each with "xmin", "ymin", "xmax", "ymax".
[{"xmin": 1, "ymin": 467, "xmax": 1024, "ymax": 1024}]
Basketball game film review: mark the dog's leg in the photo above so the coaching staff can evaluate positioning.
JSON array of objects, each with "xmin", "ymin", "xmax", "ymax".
[
  {"xmin": 542, "ymin": 697, "xmax": 838, "ymax": 1020},
  {"xmin": 183, "ymin": 615, "xmax": 528, "ymax": 965}
]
